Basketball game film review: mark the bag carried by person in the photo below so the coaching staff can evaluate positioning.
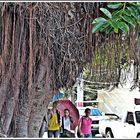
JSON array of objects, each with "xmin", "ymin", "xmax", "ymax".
[
  {"xmin": 77, "ymin": 131, "xmax": 81, "ymax": 138},
  {"xmin": 60, "ymin": 117, "xmax": 75, "ymax": 138},
  {"xmin": 60, "ymin": 129, "xmax": 75, "ymax": 138}
]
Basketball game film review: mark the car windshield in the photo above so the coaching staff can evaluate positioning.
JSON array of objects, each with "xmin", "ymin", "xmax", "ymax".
[
  {"xmin": 79, "ymin": 108, "xmax": 102, "ymax": 116},
  {"xmin": 135, "ymin": 111, "xmax": 140, "ymax": 123},
  {"xmin": 91, "ymin": 109, "xmax": 102, "ymax": 116}
]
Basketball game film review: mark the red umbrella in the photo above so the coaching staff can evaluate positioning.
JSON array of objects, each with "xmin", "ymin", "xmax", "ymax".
[{"xmin": 56, "ymin": 100, "xmax": 79, "ymax": 130}]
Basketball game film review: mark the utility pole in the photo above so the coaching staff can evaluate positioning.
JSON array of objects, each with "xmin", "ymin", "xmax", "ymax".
[{"xmin": 76, "ymin": 77, "xmax": 84, "ymax": 107}]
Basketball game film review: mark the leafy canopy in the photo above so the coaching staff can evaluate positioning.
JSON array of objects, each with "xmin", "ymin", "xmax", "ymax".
[{"xmin": 92, "ymin": 2, "xmax": 140, "ymax": 33}]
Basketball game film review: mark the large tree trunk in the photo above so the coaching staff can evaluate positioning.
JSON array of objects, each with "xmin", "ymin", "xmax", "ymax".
[
  {"xmin": 0, "ymin": 3, "xmax": 54, "ymax": 137},
  {"xmin": 28, "ymin": 62, "xmax": 52, "ymax": 137}
]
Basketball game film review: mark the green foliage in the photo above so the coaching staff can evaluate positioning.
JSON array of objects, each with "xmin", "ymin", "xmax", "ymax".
[
  {"xmin": 107, "ymin": 2, "xmax": 122, "ymax": 9},
  {"xmin": 100, "ymin": 8, "xmax": 112, "ymax": 18},
  {"xmin": 92, "ymin": 21, "xmax": 106, "ymax": 33},
  {"xmin": 117, "ymin": 21, "xmax": 130, "ymax": 32},
  {"xmin": 92, "ymin": 2, "xmax": 140, "ymax": 33},
  {"xmin": 83, "ymin": 65, "xmax": 91, "ymax": 79},
  {"xmin": 92, "ymin": 17, "xmax": 107, "ymax": 24},
  {"xmin": 121, "ymin": 15, "xmax": 136, "ymax": 27}
]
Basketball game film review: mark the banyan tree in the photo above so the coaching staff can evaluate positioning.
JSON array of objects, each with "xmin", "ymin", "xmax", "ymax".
[{"xmin": 0, "ymin": 2, "xmax": 140, "ymax": 137}]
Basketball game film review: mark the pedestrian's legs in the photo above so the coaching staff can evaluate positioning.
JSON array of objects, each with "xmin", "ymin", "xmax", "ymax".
[
  {"xmin": 84, "ymin": 134, "xmax": 92, "ymax": 138},
  {"xmin": 84, "ymin": 134, "xmax": 86, "ymax": 138},
  {"xmin": 89, "ymin": 134, "xmax": 92, "ymax": 138},
  {"xmin": 54, "ymin": 130, "xmax": 59, "ymax": 138},
  {"xmin": 48, "ymin": 130, "xmax": 53, "ymax": 138}
]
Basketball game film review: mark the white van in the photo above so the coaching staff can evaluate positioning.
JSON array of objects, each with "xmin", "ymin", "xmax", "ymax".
[{"xmin": 99, "ymin": 98, "xmax": 140, "ymax": 138}]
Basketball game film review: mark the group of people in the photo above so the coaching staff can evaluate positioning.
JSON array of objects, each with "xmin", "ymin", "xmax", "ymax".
[{"xmin": 46, "ymin": 101, "xmax": 92, "ymax": 138}]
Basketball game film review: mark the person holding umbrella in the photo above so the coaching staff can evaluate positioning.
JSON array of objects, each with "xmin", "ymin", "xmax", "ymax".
[
  {"xmin": 53, "ymin": 99, "xmax": 80, "ymax": 137},
  {"xmin": 60, "ymin": 108, "xmax": 75, "ymax": 138},
  {"xmin": 77, "ymin": 108, "xmax": 92, "ymax": 138}
]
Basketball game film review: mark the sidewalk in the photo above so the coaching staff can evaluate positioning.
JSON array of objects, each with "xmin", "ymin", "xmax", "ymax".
[{"xmin": 42, "ymin": 132, "xmax": 103, "ymax": 138}]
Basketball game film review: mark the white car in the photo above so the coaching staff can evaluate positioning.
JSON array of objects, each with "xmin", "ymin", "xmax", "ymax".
[{"xmin": 99, "ymin": 106, "xmax": 140, "ymax": 138}]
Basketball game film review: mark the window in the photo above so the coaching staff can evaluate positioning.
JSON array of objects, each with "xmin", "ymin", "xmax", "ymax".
[
  {"xmin": 125, "ymin": 112, "xmax": 134, "ymax": 125},
  {"xmin": 135, "ymin": 111, "xmax": 140, "ymax": 123}
]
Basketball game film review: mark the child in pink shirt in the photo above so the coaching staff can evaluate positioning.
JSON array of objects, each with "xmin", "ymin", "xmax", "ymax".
[{"xmin": 78, "ymin": 108, "xmax": 92, "ymax": 138}]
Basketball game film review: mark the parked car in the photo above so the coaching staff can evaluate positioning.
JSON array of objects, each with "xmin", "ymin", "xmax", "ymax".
[
  {"xmin": 77, "ymin": 106, "xmax": 105, "ymax": 134},
  {"xmin": 99, "ymin": 100, "xmax": 140, "ymax": 138}
]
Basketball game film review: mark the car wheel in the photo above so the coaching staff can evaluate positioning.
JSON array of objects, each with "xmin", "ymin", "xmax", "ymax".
[
  {"xmin": 106, "ymin": 129, "xmax": 114, "ymax": 138},
  {"xmin": 137, "ymin": 134, "xmax": 140, "ymax": 138}
]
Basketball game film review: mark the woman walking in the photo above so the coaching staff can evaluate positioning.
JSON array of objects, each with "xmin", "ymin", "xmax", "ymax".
[
  {"xmin": 47, "ymin": 102, "xmax": 60, "ymax": 138},
  {"xmin": 60, "ymin": 108, "xmax": 75, "ymax": 138},
  {"xmin": 78, "ymin": 108, "xmax": 92, "ymax": 138}
]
